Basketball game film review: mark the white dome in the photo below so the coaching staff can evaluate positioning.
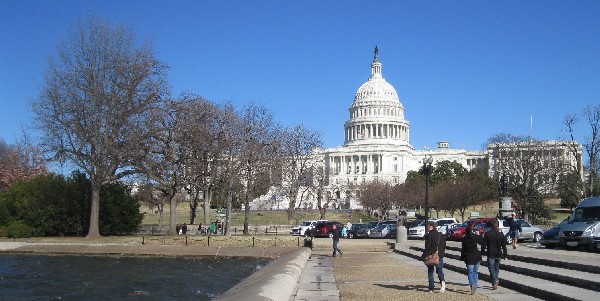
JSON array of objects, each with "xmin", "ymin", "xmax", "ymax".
[
  {"xmin": 343, "ymin": 47, "xmax": 410, "ymax": 147},
  {"xmin": 353, "ymin": 77, "xmax": 400, "ymax": 105}
]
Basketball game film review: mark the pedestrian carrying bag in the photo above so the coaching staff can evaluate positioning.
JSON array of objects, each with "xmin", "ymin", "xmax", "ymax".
[{"xmin": 423, "ymin": 234, "xmax": 441, "ymax": 266}]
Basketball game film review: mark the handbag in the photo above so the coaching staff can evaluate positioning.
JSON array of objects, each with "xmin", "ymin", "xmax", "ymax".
[
  {"xmin": 423, "ymin": 233, "xmax": 441, "ymax": 266},
  {"xmin": 423, "ymin": 251, "xmax": 439, "ymax": 266}
]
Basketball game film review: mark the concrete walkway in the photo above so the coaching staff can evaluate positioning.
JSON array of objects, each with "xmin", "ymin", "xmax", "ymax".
[{"xmin": 295, "ymin": 238, "xmax": 504, "ymax": 301}]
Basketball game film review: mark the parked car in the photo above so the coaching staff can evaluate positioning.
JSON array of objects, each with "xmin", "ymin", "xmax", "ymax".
[
  {"xmin": 356, "ymin": 221, "xmax": 381, "ymax": 238},
  {"xmin": 368, "ymin": 224, "xmax": 396, "ymax": 238},
  {"xmin": 540, "ymin": 219, "xmax": 567, "ymax": 249},
  {"xmin": 482, "ymin": 217, "xmax": 543, "ymax": 244},
  {"xmin": 473, "ymin": 222, "xmax": 487, "ymax": 236},
  {"xmin": 408, "ymin": 218, "xmax": 457, "ymax": 239},
  {"xmin": 347, "ymin": 223, "xmax": 367, "ymax": 239},
  {"xmin": 559, "ymin": 197, "xmax": 600, "ymax": 250},
  {"xmin": 313, "ymin": 221, "xmax": 344, "ymax": 238},
  {"xmin": 293, "ymin": 220, "xmax": 328, "ymax": 237},
  {"xmin": 446, "ymin": 218, "xmax": 494, "ymax": 240},
  {"xmin": 357, "ymin": 220, "xmax": 396, "ymax": 238}
]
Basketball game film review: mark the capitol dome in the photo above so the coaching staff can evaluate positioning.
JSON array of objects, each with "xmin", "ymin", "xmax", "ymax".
[
  {"xmin": 344, "ymin": 47, "xmax": 410, "ymax": 146},
  {"xmin": 353, "ymin": 77, "xmax": 400, "ymax": 105}
]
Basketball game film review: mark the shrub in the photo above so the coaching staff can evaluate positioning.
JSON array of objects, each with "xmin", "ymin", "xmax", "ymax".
[{"xmin": 6, "ymin": 220, "xmax": 34, "ymax": 238}]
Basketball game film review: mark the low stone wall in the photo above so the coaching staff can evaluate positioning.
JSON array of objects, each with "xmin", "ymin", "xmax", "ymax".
[{"xmin": 215, "ymin": 247, "xmax": 311, "ymax": 301}]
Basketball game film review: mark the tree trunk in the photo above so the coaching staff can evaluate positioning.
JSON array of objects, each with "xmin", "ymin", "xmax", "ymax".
[
  {"xmin": 168, "ymin": 194, "xmax": 177, "ymax": 236},
  {"xmin": 158, "ymin": 203, "xmax": 164, "ymax": 227},
  {"xmin": 86, "ymin": 183, "xmax": 101, "ymax": 238},
  {"xmin": 203, "ymin": 189, "xmax": 211, "ymax": 225},
  {"xmin": 286, "ymin": 187, "xmax": 297, "ymax": 224},
  {"xmin": 189, "ymin": 199, "xmax": 198, "ymax": 224},
  {"xmin": 226, "ymin": 167, "xmax": 235, "ymax": 236},
  {"xmin": 243, "ymin": 175, "xmax": 251, "ymax": 235}
]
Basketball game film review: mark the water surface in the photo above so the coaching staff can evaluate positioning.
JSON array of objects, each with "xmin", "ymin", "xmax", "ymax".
[{"xmin": 0, "ymin": 254, "xmax": 267, "ymax": 301}]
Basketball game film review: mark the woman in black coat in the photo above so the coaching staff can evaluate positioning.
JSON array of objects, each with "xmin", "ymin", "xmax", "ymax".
[{"xmin": 461, "ymin": 226, "xmax": 483, "ymax": 295}]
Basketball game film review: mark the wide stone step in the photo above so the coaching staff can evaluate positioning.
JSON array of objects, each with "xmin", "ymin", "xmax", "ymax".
[{"xmin": 397, "ymin": 245, "xmax": 597, "ymax": 301}]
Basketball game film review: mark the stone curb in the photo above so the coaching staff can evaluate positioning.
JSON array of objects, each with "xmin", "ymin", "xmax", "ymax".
[{"xmin": 215, "ymin": 247, "xmax": 311, "ymax": 301}]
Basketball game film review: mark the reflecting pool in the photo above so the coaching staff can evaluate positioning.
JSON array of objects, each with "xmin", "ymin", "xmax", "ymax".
[{"xmin": 0, "ymin": 254, "xmax": 267, "ymax": 301}]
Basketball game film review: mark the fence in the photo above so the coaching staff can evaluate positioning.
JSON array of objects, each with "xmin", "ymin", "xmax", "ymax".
[{"xmin": 139, "ymin": 234, "xmax": 303, "ymax": 248}]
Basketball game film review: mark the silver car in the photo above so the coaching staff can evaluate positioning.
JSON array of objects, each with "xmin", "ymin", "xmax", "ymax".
[
  {"xmin": 368, "ymin": 224, "xmax": 396, "ymax": 238},
  {"xmin": 492, "ymin": 218, "xmax": 543, "ymax": 244}
]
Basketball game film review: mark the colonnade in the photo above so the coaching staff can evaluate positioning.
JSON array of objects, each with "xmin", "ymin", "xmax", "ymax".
[
  {"xmin": 345, "ymin": 123, "xmax": 409, "ymax": 142},
  {"xmin": 329, "ymin": 154, "xmax": 382, "ymax": 175}
]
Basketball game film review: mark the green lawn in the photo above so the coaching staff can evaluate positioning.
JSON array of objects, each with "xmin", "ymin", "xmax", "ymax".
[{"xmin": 141, "ymin": 200, "xmax": 568, "ymax": 228}]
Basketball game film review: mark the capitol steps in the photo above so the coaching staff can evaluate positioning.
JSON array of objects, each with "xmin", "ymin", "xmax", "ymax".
[{"xmin": 395, "ymin": 241, "xmax": 600, "ymax": 301}]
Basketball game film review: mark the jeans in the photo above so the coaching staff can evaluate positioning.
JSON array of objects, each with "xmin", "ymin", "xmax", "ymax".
[
  {"xmin": 427, "ymin": 257, "xmax": 445, "ymax": 291},
  {"xmin": 332, "ymin": 239, "xmax": 342, "ymax": 255},
  {"xmin": 466, "ymin": 262, "xmax": 480, "ymax": 287},
  {"xmin": 487, "ymin": 257, "xmax": 501, "ymax": 285}
]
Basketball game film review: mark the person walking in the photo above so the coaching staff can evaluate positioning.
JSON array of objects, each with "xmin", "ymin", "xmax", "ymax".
[
  {"xmin": 508, "ymin": 213, "xmax": 522, "ymax": 249},
  {"xmin": 332, "ymin": 224, "xmax": 343, "ymax": 257},
  {"xmin": 482, "ymin": 219, "xmax": 508, "ymax": 290},
  {"xmin": 423, "ymin": 221, "xmax": 446, "ymax": 293},
  {"xmin": 346, "ymin": 220, "xmax": 352, "ymax": 238},
  {"xmin": 181, "ymin": 223, "xmax": 188, "ymax": 235},
  {"xmin": 461, "ymin": 226, "xmax": 483, "ymax": 295}
]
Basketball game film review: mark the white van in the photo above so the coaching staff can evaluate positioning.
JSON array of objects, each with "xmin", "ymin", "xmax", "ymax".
[{"xmin": 559, "ymin": 197, "xmax": 600, "ymax": 250}]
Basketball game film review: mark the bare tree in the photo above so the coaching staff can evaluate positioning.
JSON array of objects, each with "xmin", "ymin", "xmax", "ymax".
[
  {"xmin": 279, "ymin": 125, "xmax": 323, "ymax": 224},
  {"xmin": 176, "ymin": 95, "xmax": 221, "ymax": 226},
  {"xmin": 131, "ymin": 99, "xmax": 189, "ymax": 236},
  {"xmin": 358, "ymin": 180, "xmax": 394, "ymax": 219},
  {"xmin": 487, "ymin": 134, "xmax": 562, "ymax": 221},
  {"xmin": 237, "ymin": 103, "xmax": 279, "ymax": 235},
  {"xmin": 32, "ymin": 16, "xmax": 169, "ymax": 237},
  {"xmin": 563, "ymin": 113, "xmax": 586, "ymax": 197},
  {"xmin": 582, "ymin": 105, "xmax": 600, "ymax": 196}
]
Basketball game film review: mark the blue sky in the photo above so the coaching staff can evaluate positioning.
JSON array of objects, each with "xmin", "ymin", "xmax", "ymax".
[{"xmin": 1, "ymin": 1, "xmax": 599, "ymax": 152}]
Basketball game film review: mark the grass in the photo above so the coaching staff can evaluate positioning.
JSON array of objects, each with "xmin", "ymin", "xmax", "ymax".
[
  {"xmin": 141, "ymin": 205, "xmax": 374, "ymax": 227},
  {"xmin": 141, "ymin": 198, "xmax": 568, "ymax": 229}
]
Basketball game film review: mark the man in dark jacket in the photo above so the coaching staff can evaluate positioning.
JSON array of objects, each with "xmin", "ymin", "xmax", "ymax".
[
  {"xmin": 423, "ymin": 221, "xmax": 446, "ymax": 292},
  {"xmin": 332, "ymin": 224, "xmax": 343, "ymax": 257},
  {"xmin": 482, "ymin": 219, "xmax": 508, "ymax": 290}
]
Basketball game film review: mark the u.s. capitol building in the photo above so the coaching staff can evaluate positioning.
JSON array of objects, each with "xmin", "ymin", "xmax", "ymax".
[{"xmin": 251, "ymin": 48, "xmax": 581, "ymax": 210}]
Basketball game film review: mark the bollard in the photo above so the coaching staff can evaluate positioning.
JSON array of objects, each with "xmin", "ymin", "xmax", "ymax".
[
  {"xmin": 185, "ymin": 235, "xmax": 188, "ymax": 246},
  {"xmin": 142, "ymin": 235, "xmax": 145, "ymax": 245},
  {"xmin": 208, "ymin": 236, "xmax": 210, "ymax": 246},
  {"xmin": 252, "ymin": 237, "xmax": 255, "ymax": 247},
  {"xmin": 297, "ymin": 237, "xmax": 300, "ymax": 247},
  {"xmin": 274, "ymin": 237, "xmax": 277, "ymax": 247},
  {"xmin": 396, "ymin": 226, "xmax": 407, "ymax": 243}
]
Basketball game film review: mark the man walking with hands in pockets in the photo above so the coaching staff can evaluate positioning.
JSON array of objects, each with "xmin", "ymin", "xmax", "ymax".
[
  {"xmin": 332, "ymin": 224, "xmax": 343, "ymax": 257},
  {"xmin": 482, "ymin": 219, "xmax": 508, "ymax": 290}
]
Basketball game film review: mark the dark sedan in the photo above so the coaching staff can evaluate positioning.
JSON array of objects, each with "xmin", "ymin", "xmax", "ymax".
[
  {"xmin": 540, "ymin": 219, "xmax": 567, "ymax": 249},
  {"xmin": 347, "ymin": 223, "xmax": 367, "ymax": 239}
]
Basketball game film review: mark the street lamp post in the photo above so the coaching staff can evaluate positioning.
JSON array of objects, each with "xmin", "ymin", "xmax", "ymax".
[{"xmin": 423, "ymin": 156, "xmax": 434, "ymax": 226}]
